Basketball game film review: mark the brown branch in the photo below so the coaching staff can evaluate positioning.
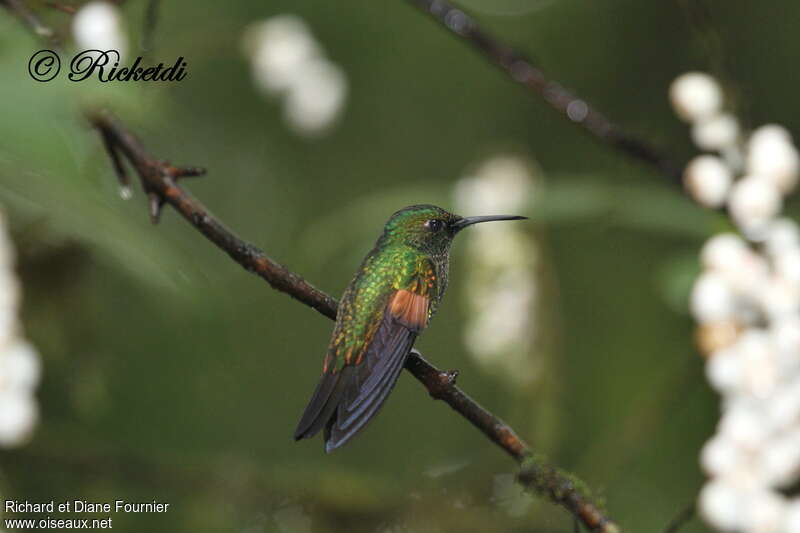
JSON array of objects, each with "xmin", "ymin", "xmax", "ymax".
[
  {"xmin": 86, "ymin": 109, "xmax": 619, "ymax": 533},
  {"xmin": 44, "ymin": 2, "xmax": 76, "ymax": 15},
  {"xmin": 87, "ymin": 111, "xmax": 338, "ymax": 319},
  {"xmin": 406, "ymin": 0, "xmax": 683, "ymax": 186},
  {"xmin": 2, "ymin": 0, "xmax": 60, "ymax": 45},
  {"xmin": 519, "ymin": 457, "xmax": 618, "ymax": 533}
]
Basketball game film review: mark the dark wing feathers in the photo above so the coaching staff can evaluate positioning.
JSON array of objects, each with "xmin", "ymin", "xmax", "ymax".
[
  {"xmin": 293, "ymin": 288, "xmax": 429, "ymax": 452},
  {"xmin": 346, "ymin": 316, "xmax": 413, "ymax": 412},
  {"xmin": 341, "ymin": 320, "xmax": 414, "ymax": 419},
  {"xmin": 293, "ymin": 366, "xmax": 349, "ymax": 440},
  {"xmin": 326, "ymin": 317, "xmax": 416, "ymax": 451}
]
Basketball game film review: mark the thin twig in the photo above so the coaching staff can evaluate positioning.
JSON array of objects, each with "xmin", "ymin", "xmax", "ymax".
[
  {"xmin": 44, "ymin": 2, "xmax": 76, "ymax": 15},
  {"xmin": 518, "ymin": 457, "xmax": 618, "ymax": 533},
  {"xmin": 405, "ymin": 0, "xmax": 683, "ymax": 185},
  {"xmin": 663, "ymin": 502, "xmax": 695, "ymax": 533},
  {"xmin": 1, "ymin": 0, "xmax": 60, "ymax": 45},
  {"xmin": 86, "ymin": 109, "xmax": 619, "ymax": 533}
]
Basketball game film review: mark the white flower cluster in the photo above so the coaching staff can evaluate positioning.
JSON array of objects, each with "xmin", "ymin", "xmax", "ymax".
[
  {"xmin": 0, "ymin": 210, "xmax": 41, "ymax": 448},
  {"xmin": 453, "ymin": 156, "xmax": 537, "ymax": 386},
  {"xmin": 72, "ymin": 1, "xmax": 128, "ymax": 60},
  {"xmin": 671, "ymin": 72, "xmax": 800, "ymax": 532},
  {"xmin": 243, "ymin": 15, "xmax": 348, "ymax": 137},
  {"xmin": 671, "ymin": 73, "xmax": 799, "ymax": 238}
]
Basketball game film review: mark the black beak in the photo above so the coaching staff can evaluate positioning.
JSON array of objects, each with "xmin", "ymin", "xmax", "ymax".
[{"xmin": 450, "ymin": 214, "xmax": 527, "ymax": 232}]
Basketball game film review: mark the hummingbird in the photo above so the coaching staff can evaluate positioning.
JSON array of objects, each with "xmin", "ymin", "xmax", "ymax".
[{"xmin": 294, "ymin": 204, "xmax": 526, "ymax": 452}]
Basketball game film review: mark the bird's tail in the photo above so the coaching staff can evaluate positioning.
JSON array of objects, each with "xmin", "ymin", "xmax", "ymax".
[{"xmin": 293, "ymin": 367, "xmax": 349, "ymax": 442}]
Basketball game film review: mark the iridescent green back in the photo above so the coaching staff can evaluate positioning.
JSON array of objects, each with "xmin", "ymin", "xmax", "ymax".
[{"xmin": 323, "ymin": 205, "xmax": 457, "ymax": 372}]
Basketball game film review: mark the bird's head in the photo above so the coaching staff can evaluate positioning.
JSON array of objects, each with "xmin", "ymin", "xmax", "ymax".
[{"xmin": 382, "ymin": 204, "xmax": 527, "ymax": 255}]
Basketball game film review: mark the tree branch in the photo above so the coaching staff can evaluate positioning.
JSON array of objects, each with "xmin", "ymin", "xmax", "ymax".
[
  {"xmin": 86, "ymin": 109, "xmax": 619, "ymax": 532},
  {"xmin": 1, "ymin": 0, "xmax": 60, "ymax": 45},
  {"xmin": 406, "ymin": 0, "xmax": 683, "ymax": 185}
]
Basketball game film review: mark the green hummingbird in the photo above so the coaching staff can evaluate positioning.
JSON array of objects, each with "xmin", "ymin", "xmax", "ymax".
[{"xmin": 294, "ymin": 204, "xmax": 526, "ymax": 452}]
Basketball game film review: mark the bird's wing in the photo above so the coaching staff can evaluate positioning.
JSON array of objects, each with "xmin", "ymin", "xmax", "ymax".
[{"xmin": 294, "ymin": 257, "xmax": 437, "ymax": 452}]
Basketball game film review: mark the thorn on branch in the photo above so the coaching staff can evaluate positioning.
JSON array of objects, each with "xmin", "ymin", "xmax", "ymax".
[
  {"xmin": 90, "ymin": 110, "xmax": 208, "ymax": 225},
  {"xmin": 99, "ymin": 127, "xmax": 130, "ymax": 191},
  {"xmin": 147, "ymin": 192, "xmax": 163, "ymax": 224}
]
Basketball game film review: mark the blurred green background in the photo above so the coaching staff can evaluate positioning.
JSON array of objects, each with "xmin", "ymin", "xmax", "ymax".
[{"xmin": 1, "ymin": 0, "xmax": 797, "ymax": 531}]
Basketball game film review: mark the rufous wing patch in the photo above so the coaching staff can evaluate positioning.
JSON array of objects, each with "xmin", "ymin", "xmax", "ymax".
[{"xmin": 389, "ymin": 289, "xmax": 429, "ymax": 331}]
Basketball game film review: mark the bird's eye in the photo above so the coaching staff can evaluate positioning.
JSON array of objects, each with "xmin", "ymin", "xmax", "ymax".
[{"xmin": 424, "ymin": 219, "xmax": 445, "ymax": 232}]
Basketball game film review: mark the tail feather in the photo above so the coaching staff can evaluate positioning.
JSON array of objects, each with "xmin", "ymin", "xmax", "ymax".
[
  {"xmin": 325, "ymin": 345, "xmax": 409, "ymax": 452},
  {"xmin": 294, "ymin": 291, "xmax": 421, "ymax": 451},
  {"xmin": 293, "ymin": 367, "xmax": 347, "ymax": 440}
]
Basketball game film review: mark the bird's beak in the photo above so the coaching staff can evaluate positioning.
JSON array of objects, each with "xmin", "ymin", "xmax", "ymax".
[{"xmin": 450, "ymin": 214, "xmax": 527, "ymax": 232}]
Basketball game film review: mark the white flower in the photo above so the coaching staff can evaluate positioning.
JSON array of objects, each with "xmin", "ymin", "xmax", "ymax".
[
  {"xmin": 741, "ymin": 490, "xmax": 787, "ymax": 533},
  {"xmin": 0, "ymin": 204, "xmax": 42, "ymax": 448},
  {"xmin": 283, "ymin": 58, "xmax": 347, "ymax": 135},
  {"xmin": 469, "ymin": 227, "xmax": 532, "ymax": 270},
  {"xmin": 0, "ymin": 304, "xmax": 18, "ymax": 350},
  {"xmin": 676, "ymin": 73, "xmax": 800, "ymax": 533},
  {"xmin": 700, "ymin": 479, "xmax": 744, "ymax": 532},
  {"xmin": 701, "ymin": 233, "xmax": 749, "ymax": 272},
  {"xmin": 783, "ymin": 500, "xmax": 800, "ymax": 533},
  {"xmin": 454, "ymin": 156, "xmax": 536, "ymax": 386},
  {"xmin": 751, "ymin": 125, "xmax": 793, "ymax": 146},
  {"xmin": 707, "ymin": 346, "xmax": 744, "ymax": 393},
  {"xmin": 691, "ymin": 272, "xmax": 738, "ymax": 323},
  {"xmin": 774, "ymin": 249, "xmax": 800, "ymax": 287},
  {"xmin": 764, "ymin": 219, "xmax": 800, "ymax": 258},
  {"xmin": 454, "ymin": 157, "xmax": 534, "ymax": 215},
  {"xmin": 0, "ymin": 391, "xmax": 37, "ymax": 447},
  {"xmin": 728, "ymin": 176, "xmax": 782, "ymax": 235},
  {"xmin": 670, "ymin": 72, "xmax": 723, "ymax": 122},
  {"xmin": 719, "ymin": 402, "xmax": 769, "ymax": 450},
  {"xmin": 245, "ymin": 16, "xmax": 320, "ymax": 94},
  {"xmin": 739, "ymin": 330, "xmax": 779, "ymax": 398},
  {"xmin": 72, "ymin": 2, "xmax": 127, "ymax": 60},
  {"xmin": 759, "ymin": 430, "xmax": 800, "ymax": 487},
  {"xmin": 684, "ymin": 155, "xmax": 733, "ymax": 208},
  {"xmin": 771, "ymin": 316, "xmax": 800, "ymax": 366},
  {"xmin": 760, "ymin": 276, "xmax": 800, "ymax": 320},
  {"xmin": 720, "ymin": 249, "xmax": 769, "ymax": 302},
  {"xmin": 243, "ymin": 15, "xmax": 348, "ymax": 136},
  {"xmin": 701, "ymin": 434, "xmax": 744, "ymax": 477},
  {"xmin": 692, "ymin": 113, "xmax": 740, "ymax": 151},
  {"xmin": 0, "ymin": 340, "xmax": 41, "ymax": 392},
  {"xmin": 747, "ymin": 125, "xmax": 799, "ymax": 193},
  {"xmin": 765, "ymin": 382, "xmax": 800, "ymax": 432}
]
